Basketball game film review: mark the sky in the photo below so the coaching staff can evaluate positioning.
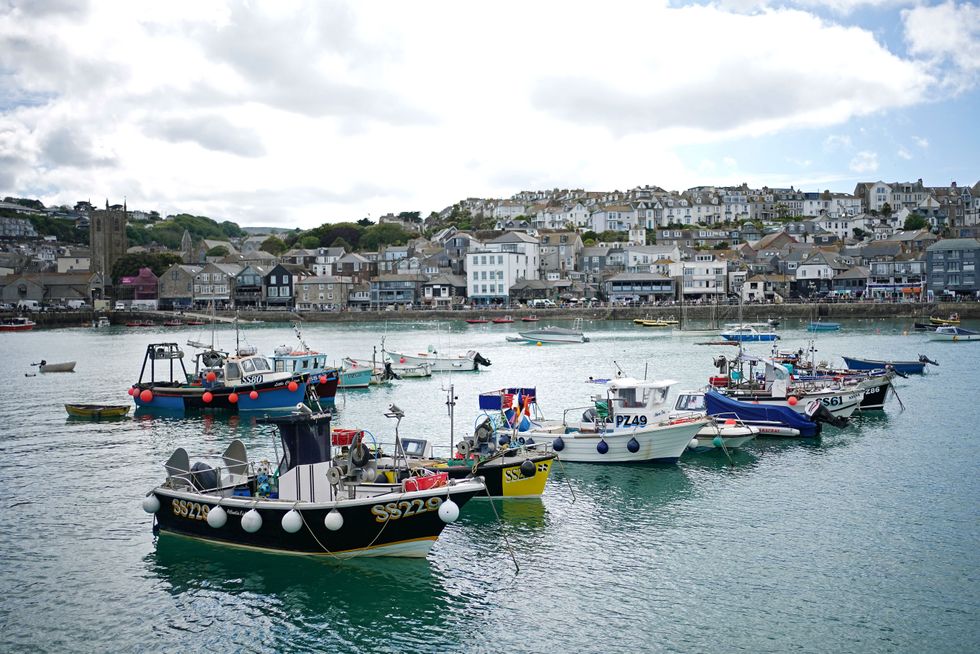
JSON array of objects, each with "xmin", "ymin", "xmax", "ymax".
[{"xmin": 0, "ymin": 0, "xmax": 977, "ymax": 228}]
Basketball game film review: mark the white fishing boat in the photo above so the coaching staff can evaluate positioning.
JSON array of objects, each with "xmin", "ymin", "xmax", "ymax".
[
  {"xmin": 670, "ymin": 391, "xmax": 759, "ymax": 451},
  {"xmin": 35, "ymin": 360, "xmax": 76, "ymax": 373},
  {"xmin": 516, "ymin": 378, "xmax": 710, "ymax": 463},
  {"xmin": 928, "ymin": 325, "xmax": 980, "ymax": 341},
  {"xmin": 515, "ymin": 325, "xmax": 589, "ymax": 344},
  {"xmin": 720, "ymin": 322, "xmax": 780, "ymax": 342},
  {"xmin": 385, "ymin": 347, "xmax": 491, "ymax": 372}
]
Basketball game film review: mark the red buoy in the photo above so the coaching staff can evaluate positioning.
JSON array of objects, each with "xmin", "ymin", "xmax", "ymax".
[
  {"xmin": 249, "ymin": 390, "xmax": 259, "ymax": 400},
  {"xmin": 205, "ymin": 371, "xmax": 217, "ymax": 383},
  {"xmin": 228, "ymin": 392, "xmax": 238, "ymax": 404},
  {"xmin": 127, "ymin": 387, "xmax": 135, "ymax": 396},
  {"xmin": 139, "ymin": 389, "xmax": 153, "ymax": 403},
  {"xmin": 202, "ymin": 391, "xmax": 213, "ymax": 403},
  {"xmin": 319, "ymin": 375, "xmax": 327, "ymax": 384},
  {"xmin": 287, "ymin": 381, "xmax": 298, "ymax": 392},
  {"xmin": 788, "ymin": 396, "xmax": 798, "ymax": 406}
]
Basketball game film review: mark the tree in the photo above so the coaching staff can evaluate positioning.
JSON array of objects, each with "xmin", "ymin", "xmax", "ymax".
[
  {"xmin": 713, "ymin": 241, "xmax": 730, "ymax": 250},
  {"xmin": 357, "ymin": 217, "xmax": 374, "ymax": 227},
  {"xmin": 260, "ymin": 235, "xmax": 287, "ymax": 255},
  {"xmin": 398, "ymin": 211, "xmax": 421, "ymax": 224},
  {"xmin": 111, "ymin": 252, "xmax": 183, "ymax": 283},
  {"xmin": 903, "ymin": 214, "xmax": 928, "ymax": 231},
  {"xmin": 852, "ymin": 227, "xmax": 868, "ymax": 241},
  {"xmin": 330, "ymin": 236, "xmax": 352, "ymax": 250},
  {"xmin": 881, "ymin": 203, "xmax": 893, "ymax": 219},
  {"xmin": 299, "ymin": 235, "xmax": 320, "ymax": 249},
  {"xmin": 360, "ymin": 223, "xmax": 413, "ymax": 250},
  {"xmin": 206, "ymin": 245, "xmax": 230, "ymax": 257}
]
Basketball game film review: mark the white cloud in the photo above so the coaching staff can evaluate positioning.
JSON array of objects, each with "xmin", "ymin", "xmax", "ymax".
[
  {"xmin": 0, "ymin": 1, "xmax": 953, "ymax": 226},
  {"xmin": 823, "ymin": 134, "xmax": 852, "ymax": 150},
  {"xmin": 849, "ymin": 151, "xmax": 879, "ymax": 173},
  {"xmin": 903, "ymin": 1, "xmax": 980, "ymax": 93},
  {"xmin": 722, "ymin": 156, "xmax": 738, "ymax": 168},
  {"xmin": 897, "ymin": 147, "xmax": 913, "ymax": 160},
  {"xmin": 913, "ymin": 135, "xmax": 930, "ymax": 148}
]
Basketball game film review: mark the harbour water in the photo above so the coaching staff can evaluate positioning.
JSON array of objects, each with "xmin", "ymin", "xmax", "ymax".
[{"xmin": 0, "ymin": 318, "xmax": 977, "ymax": 652}]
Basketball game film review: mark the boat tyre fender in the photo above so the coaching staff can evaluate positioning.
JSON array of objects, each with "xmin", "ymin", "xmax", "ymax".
[
  {"xmin": 457, "ymin": 440, "xmax": 471, "ymax": 457},
  {"xmin": 350, "ymin": 443, "xmax": 371, "ymax": 468}
]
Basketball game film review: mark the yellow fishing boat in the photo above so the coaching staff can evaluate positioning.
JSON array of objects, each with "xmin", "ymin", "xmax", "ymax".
[
  {"xmin": 641, "ymin": 320, "xmax": 672, "ymax": 327},
  {"xmin": 929, "ymin": 314, "xmax": 960, "ymax": 326}
]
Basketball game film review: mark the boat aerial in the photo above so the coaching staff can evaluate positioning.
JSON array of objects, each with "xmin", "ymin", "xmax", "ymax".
[
  {"xmin": 142, "ymin": 410, "xmax": 485, "ymax": 558},
  {"xmin": 928, "ymin": 325, "xmax": 980, "ymax": 341}
]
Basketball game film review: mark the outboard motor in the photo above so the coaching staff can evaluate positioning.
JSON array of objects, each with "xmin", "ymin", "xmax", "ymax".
[
  {"xmin": 190, "ymin": 462, "xmax": 218, "ymax": 491},
  {"xmin": 885, "ymin": 364, "xmax": 908, "ymax": 379},
  {"xmin": 918, "ymin": 354, "xmax": 939, "ymax": 367},
  {"xmin": 381, "ymin": 362, "xmax": 401, "ymax": 381},
  {"xmin": 473, "ymin": 352, "xmax": 492, "ymax": 368},
  {"xmin": 805, "ymin": 399, "xmax": 849, "ymax": 428}
]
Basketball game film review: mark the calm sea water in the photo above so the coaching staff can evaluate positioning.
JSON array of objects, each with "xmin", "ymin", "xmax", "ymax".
[{"xmin": 0, "ymin": 316, "xmax": 977, "ymax": 653}]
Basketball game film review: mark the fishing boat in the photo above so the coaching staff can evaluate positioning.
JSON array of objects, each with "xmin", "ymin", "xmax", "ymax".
[
  {"xmin": 35, "ymin": 360, "xmax": 76, "ymax": 373},
  {"xmin": 703, "ymin": 389, "xmax": 839, "ymax": 438},
  {"xmin": 142, "ymin": 410, "xmax": 485, "ymax": 558},
  {"xmin": 94, "ymin": 316, "xmax": 111, "ymax": 328},
  {"xmin": 515, "ymin": 325, "xmax": 589, "ymax": 344},
  {"xmin": 185, "ymin": 320, "xmax": 207, "ymax": 326},
  {"xmin": 840, "ymin": 355, "xmax": 935, "ymax": 375},
  {"xmin": 521, "ymin": 315, "xmax": 539, "ymax": 322},
  {"xmin": 465, "ymin": 317, "xmax": 489, "ymax": 324},
  {"xmin": 807, "ymin": 321, "xmax": 841, "ymax": 332},
  {"xmin": 720, "ymin": 323, "xmax": 779, "ymax": 342},
  {"xmin": 929, "ymin": 313, "xmax": 960, "ymax": 326},
  {"xmin": 267, "ymin": 347, "xmax": 341, "ymax": 399},
  {"xmin": 492, "ymin": 315, "xmax": 514, "ymax": 324},
  {"xmin": 338, "ymin": 365, "xmax": 375, "ymax": 388},
  {"xmin": 639, "ymin": 319, "xmax": 672, "ymax": 328},
  {"xmin": 514, "ymin": 378, "xmax": 711, "ymax": 464},
  {"xmin": 0, "ymin": 317, "xmax": 36, "ymax": 332},
  {"xmin": 130, "ymin": 342, "xmax": 309, "ymax": 412},
  {"xmin": 350, "ymin": 394, "xmax": 556, "ymax": 499},
  {"xmin": 163, "ymin": 319, "xmax": 184, "ymax": 327},
  {"xmin": 344, "ymin": 356, "xmax": 432, "ymax": 380},
  {"xmin": 385, "ymin": 347, "xmax": 491, "ymax": 372},
  {"xmin": 929, "ymin": 325, "xmax": 980, "ymax": 341},
  {"xmin": 669, "ymin": 392, "xmax": 759, "ymax": 451},
  {"xmin": 126, "ymin": 320, "xmax": 155, "ymax": 327},
  {"xmin": 65, "ymin": 404, "xmax": 130, "ymax": 418}
]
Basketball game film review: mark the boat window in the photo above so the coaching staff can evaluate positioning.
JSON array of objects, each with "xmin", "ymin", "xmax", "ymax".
[
  {"xmin": 275, "ymin": 361, "xmax": 285, "ymax": 373},
  {"xmin": 253, "ymin": 358, "xmax": 270, "ymax": 372},
  {"xmin": 675, "ymin": 394, "xmax": 705, "ymax": 411},
  {"xmin": 618, "ymin": 388, "xmax": 643, "ymax": 408},
  {"xmin": 241, "ymin": 359, "xmax": 255, "ymax": 373},
  {"xmin": 302, "ymin": 359, "xmax": 309, "ymax": 369},
  {"xmin": 226, "ymin": 362, "xmax": 241, "ymax": 379}
]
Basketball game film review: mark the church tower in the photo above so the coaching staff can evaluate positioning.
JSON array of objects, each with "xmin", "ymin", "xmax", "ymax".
[{"xmin": 90, "ymin": 198, "xmax": 128, "ymax": 281}]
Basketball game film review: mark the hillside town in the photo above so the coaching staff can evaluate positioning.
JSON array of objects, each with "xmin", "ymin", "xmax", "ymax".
[{"xmin": 2, "ymin": 178, "xmax": 979, "ymax": 312}]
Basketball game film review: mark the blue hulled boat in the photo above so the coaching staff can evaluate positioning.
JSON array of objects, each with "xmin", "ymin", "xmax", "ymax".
[
  {"xmin": 840, "ymin": 355, "xmax": 935, "ymax": 375},
  {"xmin": 807, "ymin": 321, "xmax": 841, "ymax": 332},
  {"xmin": 703, "ymin": 389, "xmax": 826, "ymax": 438}
]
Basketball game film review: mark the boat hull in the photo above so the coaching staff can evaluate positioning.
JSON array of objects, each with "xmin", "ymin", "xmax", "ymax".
[
  {"xmin": 688, "ymin": 425, "xmax": 757, "ymax": 452},
  {"xmin": 134, "ymin": 380, "xmax": 308, "ymax": 411},
  {"xmin": 720, "ymin": 333, "xmax": 779, "ymax": 342},
  {"xmin": 807, "ymin": 323, "xmax": 841, "ymax": 332},
  {"xmin": 390, "ymin": 352, "xmax": 479, "ymax": 372},
  {"xmin": 39, "ymin": 361, "xmax": 76, "ymax": 373},
  {"xmin": 841, "ymin": 356, "xmax": 926, "ymax": 375},
  {"xmin": 516, "ymin": 331, "xmax": 588, "ymax": 344},
  {"xmin": 65, "ymin": 404, "xmax": 130, "ymax": 418},
  {"xmin": 150, "ymin": 484, "xmax": 481, "ymax": 558},
  {"xmin": 538, "ymin": 419, "xmax": 708, "ymax": 464},
  {"xmin": 433, "ymin": 453, "xmax": 555, "ymax": 498},
  {"xmin": 339, "ymin": 368, "xmax": 374, "ymax": 388}
]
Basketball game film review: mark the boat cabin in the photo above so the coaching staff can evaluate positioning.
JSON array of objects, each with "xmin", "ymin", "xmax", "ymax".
[
  {"xmin": 258, "ymin": 412, "xmax": 334, "ymax": 502},
  {"xmin": 223, "ymin": 353, "xmax": 281, "ymax": 384},
  {"xmin": 596, "ymin": 378, "xmax": 676, "ymax": 428},
  {"xmin": 270, "ymin": 347, "xmax": 331, "ymax": 375}
]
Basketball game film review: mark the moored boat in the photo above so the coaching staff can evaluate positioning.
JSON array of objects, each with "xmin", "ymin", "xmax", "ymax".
[
  {"xmin": 928, "ymin": 325, "xmax": 980, "ymax": 341},
  {"xmin": 385, "ymin": 348, "xmax": 491, "ymax": 372},
  {"xmin": 491, "ymin": 315, "xmax": 514, "ymax": 324},
  {"xmin": 65, "ymin": 403, "xmax": 130, "ymax": 418},
  {"xmin": 0, "ymin": 317, "xmax": 36, "ymax": 332},
  {"xmin": 807, "ymin": 321, "xmax": 841, "ymax": 332},
  {"xmin": 720, "ymin": 323, "xmax": 779, "ymax": 342},
  {"xmin": 37, "ymin": 360, "xmax": 76, "ymax": 373},
  {"xmin": 703, "ymin": 389, "xmax": 839, "ymax": 438},
  {"xmin": 841, "ymin": 355, "xmax": 935, "ymax": 375},
  {"xmin": 929, "ymin": 313, "xmax": 960, "ymax": 326},
  {"xmin": 521, "ymin": 315, "xmax": 539, "ymax": 322},
  {"xmin": 465, "ymin": 317, "xmax": 489, "ymax": 324},
  {"xmin": 142, "ymin": 410, "xmax": 485, "ymax": 558},
  {"xmin": 515, "ymin": 325, "xmax": 589, "ymax": 344}
]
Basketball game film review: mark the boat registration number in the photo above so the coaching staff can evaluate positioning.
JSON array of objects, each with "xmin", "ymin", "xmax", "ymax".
[
  {"xmin": 242, "ymin": 374, "xmax": 264, "ymax": 384},
  {"xmin": 172, "ymin": 499, "xmax": 210, "ymax": 521},
  {"xmin": 371, "ymin": 497, "xmax": 442, "ymax": 522},
  {"xmin": 614, "ymin": 414, "xmax": 648, "ymax": 427}
]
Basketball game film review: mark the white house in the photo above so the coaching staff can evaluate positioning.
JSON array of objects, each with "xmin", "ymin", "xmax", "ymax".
[
  {"xmin": 465, "ymin": 232, "xmax": 540, "ymax": 304},
  {"xmin": 669, "ymin": 253, "xmax": 728, "ymax": 299}
]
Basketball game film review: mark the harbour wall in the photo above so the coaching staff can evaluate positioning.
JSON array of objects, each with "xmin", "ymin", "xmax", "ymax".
[{"xmin": 6, "ymin": 301, "xmax": 978, "ymax": 327}]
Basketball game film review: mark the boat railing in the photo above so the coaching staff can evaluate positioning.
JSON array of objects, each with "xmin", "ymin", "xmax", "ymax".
[{"xmin": 163, "ymin": 455, "xmax": 261, "ymax": 495}]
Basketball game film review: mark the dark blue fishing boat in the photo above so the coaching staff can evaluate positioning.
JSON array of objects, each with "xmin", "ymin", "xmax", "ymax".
[{"xmin": 841, "ymin": 355, "xmax": 936, "ymax": 375}]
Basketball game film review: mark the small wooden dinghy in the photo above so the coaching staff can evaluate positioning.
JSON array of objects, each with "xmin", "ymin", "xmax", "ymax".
[{"xmin": 65, "ymin": 404, "xmax": 131, "ymax": 418}]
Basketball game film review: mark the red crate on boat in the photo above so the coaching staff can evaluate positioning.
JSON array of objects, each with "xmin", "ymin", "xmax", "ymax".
[
  {"xmin": 402, "ymin": 472, "xmax": 448, "ymax": 492},
  {"xmin": 331, "ymin": 429, "xmax": 360, "ymax": 447}
]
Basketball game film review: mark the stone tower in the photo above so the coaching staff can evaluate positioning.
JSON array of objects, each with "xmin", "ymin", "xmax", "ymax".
[{"xmin": 90, "ymin": 198, "xmax": 128, "ymax": 279}]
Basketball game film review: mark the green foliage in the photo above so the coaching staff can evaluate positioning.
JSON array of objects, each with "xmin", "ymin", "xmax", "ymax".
[
  {"xmin": 305, "ymin": 222, "xmax": 363, "ymax": 249},
  {"xmin": 583, "ymin": 238, "xmax": 596, "ymax": 246},
  {"xmin": 359, "ymin": 223, "xmax": 414, "ymax": 251},
  {"xmin": 712, "ymin": 241, "xmax": 730, "ymax": 250},
  {"xmin": 206, "ymin": 245, "xmax": 230, "ymax": 257},
  {"xmin": 260, "ymin": 235, "xmax": 287, "ymax": 255},
  {"xmin": 581, "ymin": 230, "xmax": 598, "ymax": 242},
  {"xmin": 880, "ymin": 202, "xmax": 893, "ymax": 218},
  {"xmin": 128, "ymin": 213, "xmax": 241, "ymax": 250},
  {"xmin": 111, "ymin": 252, "xmax": 183, "ymax": 283},
  {"xmin": 357, "ymin": 217, "xmax": 374, "ymax": 227},
  {"xmin": 25, "ymin": 214, "xmax": 87, "ymax": 243},
  {"xmin": 852, "ymin": 227, "xmax": 868, "ymax": 241},
  {"xmin": 903, "ymin": 214, "xmax": 928, "ymax": 231},
  {"xmin": 330, "ymin": 236, "xmax": 351, "ymax": 250},
  {"xmin": 596, "ymin": 230, "xmax": 628, "ymax": 243},
  {"xmin": 397, "ymin": 211, "xmax": 421, "ymax": 223},
  {"xmin": 299, "ymin": 235, "xmax": 320, "ymax": 249}
]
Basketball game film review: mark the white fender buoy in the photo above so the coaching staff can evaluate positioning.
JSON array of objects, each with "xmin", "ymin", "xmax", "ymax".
[
  {"xmin": 142, "ymin": 494, "xmax": 160, "ymax": 514},
  {"xmin": 281, "ymin": 509, "xmax": 303, "ymax": 534},
  {"xmin": 438, "ymin": 498, "xmax": 460, "ymax": 523},
  {"xmin": 241, "ymin": 508, "xmax": 263, "ymax": 533},
  {"xmin": 359, "ymin": 467, "xmax": 377, "ymax": 483},
  {"xmin": 689, "ymin": 438, "xmax": 699, "ymax": 450},
  {"xmin": 207, "ymin": 504, "xmax": 227, "ymax": 528},
  {"xmin": 324, "ymin": 509, "xmax": 344, "ymax": 531}
]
